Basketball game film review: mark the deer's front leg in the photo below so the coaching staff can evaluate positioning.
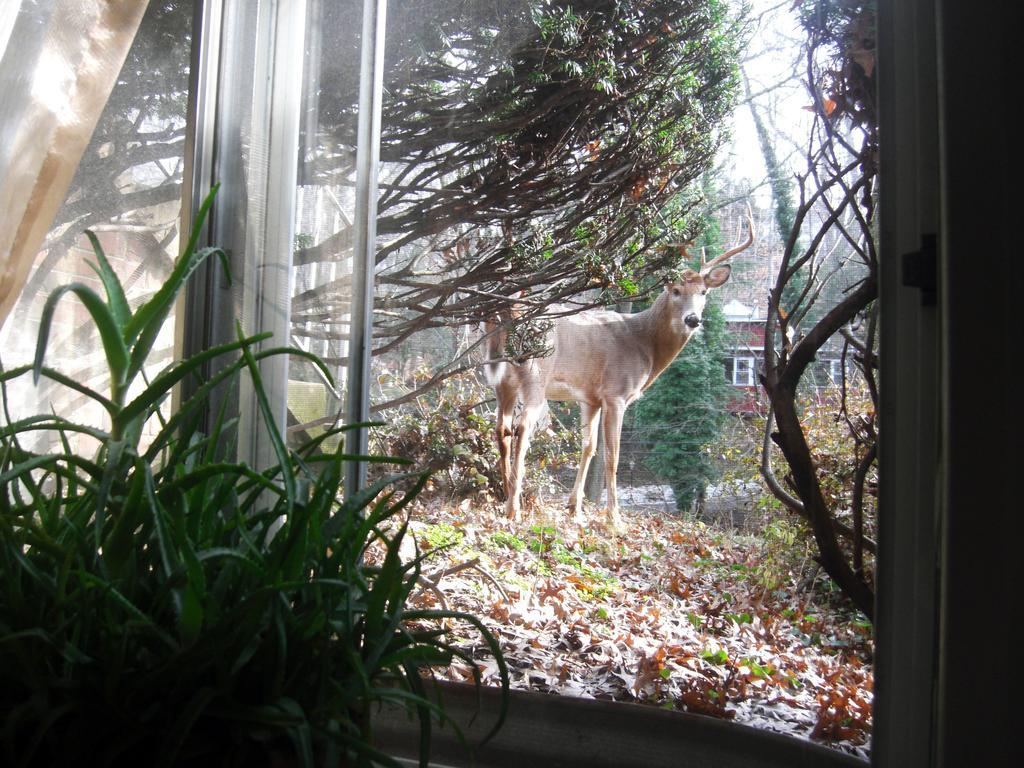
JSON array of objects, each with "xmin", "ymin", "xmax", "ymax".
[
  {"xmin": 601, "ymin": 398, "xmax": 626, "ymax": 531},
  {"xmin": 495, "ymin": 397, "xmax": 515, "ymax": 503},
  {"xmin": 568, "ymin": 402, "xmax": 601, "ymax": 522},
  {"xmin": 506, "ymin": 395, "xmax": 545, "ymax": 523}
]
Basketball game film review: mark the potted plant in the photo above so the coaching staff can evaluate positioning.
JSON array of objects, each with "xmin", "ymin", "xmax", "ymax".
[{"xmin": 0, "ymin": 187, "xmax": 507, "ymax": 767}]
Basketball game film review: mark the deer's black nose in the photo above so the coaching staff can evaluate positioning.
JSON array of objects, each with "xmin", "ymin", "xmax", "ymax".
[{"xmin": 684, "ymin": 313, "xmax": 700, "ymax": 329}]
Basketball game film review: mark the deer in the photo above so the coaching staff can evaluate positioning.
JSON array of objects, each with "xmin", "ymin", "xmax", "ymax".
[{"xmin": 484, "ymin": 208, "xmax": 754, "ymax": 530}]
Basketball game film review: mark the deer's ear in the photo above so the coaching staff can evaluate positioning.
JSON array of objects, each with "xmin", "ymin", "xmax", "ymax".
[{"xmin": 703, "ymin": 265, "xmax": 731, "ymax": 288}]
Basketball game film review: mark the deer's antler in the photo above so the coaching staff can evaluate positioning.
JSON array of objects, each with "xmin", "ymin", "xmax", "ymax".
[{"xmin": 701, "ymin": 202, "xmax": 755, "ymax": 273}]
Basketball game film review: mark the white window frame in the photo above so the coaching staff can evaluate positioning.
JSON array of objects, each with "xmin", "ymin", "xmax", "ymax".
[
  {"xmin": 183, "ymin": 0, "xmax": 383, "ymax": 489},
  {"xmin": 174, "ymin": 0, "xmax": 1005, "ymax": 764}
]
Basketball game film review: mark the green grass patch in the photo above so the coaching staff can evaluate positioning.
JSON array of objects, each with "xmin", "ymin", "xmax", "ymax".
[
  {"xmin": 487, "ymin": 530, "xmax": 526, "ymax": 551},
  {"xmin": 418, "ymin": 521, "xmax": 463, "ymax": 550}
]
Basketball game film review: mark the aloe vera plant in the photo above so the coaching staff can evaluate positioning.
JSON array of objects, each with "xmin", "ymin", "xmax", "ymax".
[{"xmin": 0, "ymin": 187, "xmax": 507, "ymax": 767}]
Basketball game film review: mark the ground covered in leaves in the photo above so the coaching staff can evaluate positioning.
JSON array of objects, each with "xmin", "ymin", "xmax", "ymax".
[{"xmin": 404, "ymin": 498, "xmax": 873, "ymax": 760}]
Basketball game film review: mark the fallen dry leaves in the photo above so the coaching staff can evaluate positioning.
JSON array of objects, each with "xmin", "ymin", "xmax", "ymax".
[{"xmin": 403, "ymin": 497, "xmax": 873, "ymax": 760}]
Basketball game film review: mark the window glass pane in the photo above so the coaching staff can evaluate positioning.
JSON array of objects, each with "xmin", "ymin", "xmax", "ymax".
[
  {"xmin": 290, "ymin": 1, "xmax": 871, "ymax": 756},
  {"xmin": 0, "ymin": 1, "xmax": 193, "ymax": 452},
  {"xmin": 288, "ymin": 0, "xmax": 364, "ymax": 449}
]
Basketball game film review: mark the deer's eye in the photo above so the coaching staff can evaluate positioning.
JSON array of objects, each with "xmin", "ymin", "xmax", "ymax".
[{"xmin": 672, "ymin": 288, "xmax": 681, "ymax": 297}]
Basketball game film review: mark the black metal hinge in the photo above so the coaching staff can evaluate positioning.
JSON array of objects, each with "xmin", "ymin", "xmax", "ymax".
[{"xmin": 902, "ymin": 233, "xmax": 937, "ymax": 306}]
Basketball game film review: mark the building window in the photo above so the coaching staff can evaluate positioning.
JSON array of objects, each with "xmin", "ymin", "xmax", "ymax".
[{"xmin": 729, "ymin": 356, "xmax": 756, "ymax": 386}]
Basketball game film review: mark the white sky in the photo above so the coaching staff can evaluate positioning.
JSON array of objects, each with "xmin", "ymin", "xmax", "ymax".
[{"xmin": 718, "ymin": 0, "xmax": 813, "ymax": 204}]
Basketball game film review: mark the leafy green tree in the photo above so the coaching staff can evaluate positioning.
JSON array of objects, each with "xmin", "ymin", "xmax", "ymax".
[{"xmin": 314, "ymin": 0, "xmax": 744, "ymax": 404}]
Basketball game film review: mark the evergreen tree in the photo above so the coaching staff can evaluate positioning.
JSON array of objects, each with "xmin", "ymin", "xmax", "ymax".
[
  {"xmin": 634, "ymin": 297, "xmax": 732, "ymax": 511},
  {"xmin": 633, "ymin": 175, "xmax": 734, "ymax": 511}
]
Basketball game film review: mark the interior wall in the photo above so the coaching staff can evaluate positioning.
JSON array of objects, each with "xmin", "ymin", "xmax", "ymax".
[
  {"xmin": 877, "ymin": 2, "xmax": 1019, "ymax": 765},
  {"xmin": 935, "ymin": 2, "xmax": 1016, "ymax": 765}
]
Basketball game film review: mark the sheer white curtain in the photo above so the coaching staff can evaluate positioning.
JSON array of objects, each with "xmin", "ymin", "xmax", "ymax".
[{"xmin": 0, "ymin": 0, "xmax": 149, "ymax": 323}]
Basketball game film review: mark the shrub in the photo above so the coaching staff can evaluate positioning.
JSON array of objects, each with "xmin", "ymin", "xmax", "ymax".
[
  {"xmin": 374, "ymin": 369, "xmax": 576, "ymax": 504},
  {"xmin": 706, "ymin": 384, "xmax": 877, "ymax": 593},
  {"xmin": 798, "ymin": 385, "xmax": 878, "ymax": 551}
]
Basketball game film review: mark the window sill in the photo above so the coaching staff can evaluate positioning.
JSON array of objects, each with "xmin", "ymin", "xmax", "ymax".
[{"xmin": 375, "ymin": 680, "xmax": 867, "ymax": 768}]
